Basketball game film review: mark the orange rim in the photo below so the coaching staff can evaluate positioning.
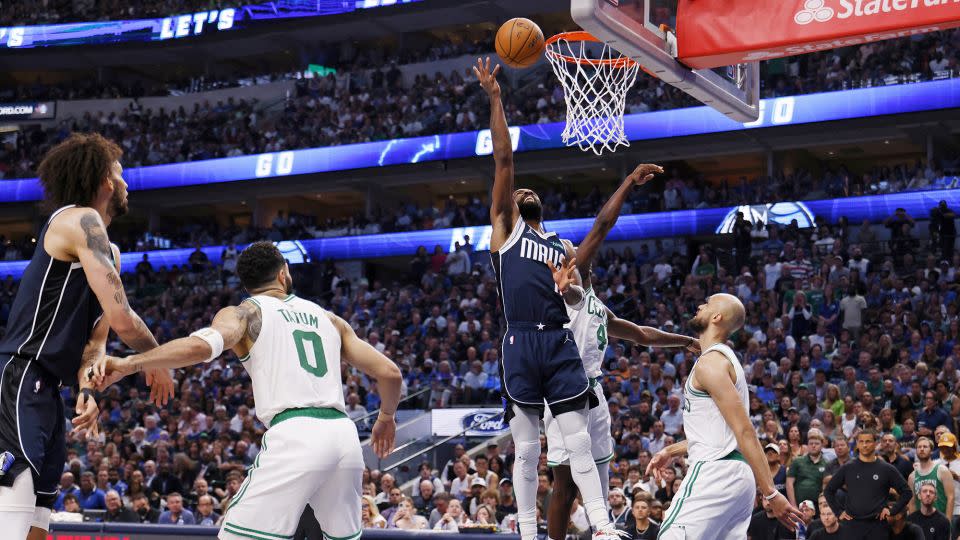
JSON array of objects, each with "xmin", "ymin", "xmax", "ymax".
[{"xmin": 545, "ymin": 31, "xmax": 638, "ymax": 68}]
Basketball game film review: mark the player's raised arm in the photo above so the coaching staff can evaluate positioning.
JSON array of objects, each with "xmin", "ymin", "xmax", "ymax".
[
  {"xmin": 606, "ymin": 307, "xmax": 699, "ymax": 353},
  {"xmin": 575, "ymin": 164, "xmax": 662, "ymax": 276},
  {"xmin": 329, "ymin": 314, "xmax": 402, "ymax": 458},
  {"xmin": 474, "ymin": 57, "xmax": 519, "ymax": 251},
  {"xmin": 98, "ymin": 302, "xmax": 260, "ymax": 379},
  {"xmin": 695, "ymin": 351, "xmax": 804, "ymax": 530}
]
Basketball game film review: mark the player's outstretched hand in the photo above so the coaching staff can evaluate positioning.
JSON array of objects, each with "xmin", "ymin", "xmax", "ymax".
[
  {"xmin": 146, "ymin": 368, "xmax": 175, "ymax": 407},
  {"xmin": 473, "ymin": 57, "xmax": 502, "ymax": 98},
  {"xmin": 626, "ymin": 164, "xmax": 664, "ymax": 187},
  {"xmin": 88, "ymin": 355, "xmax": 129, "ymax": 391},
  {"xmin": 768, "ymin": 492, "xmax": 805, "ymax": 531},
  {"xmin": 72, "ymin": 388, "xmax": 100, "ymax": 440},
  {"xmin": 371, "ymin": 414, "xmax": 397, "ymax": 458},
  {"xmin": 645, "ymin": 449, "xmax": 673, "ymax": 484},
  {"xmin": 685, "ymin": 338, "xmax": 701, "ymax": 355},
  {"xmin": 547, "ymin": 257, "xmax": 577, "ymax": 293}
]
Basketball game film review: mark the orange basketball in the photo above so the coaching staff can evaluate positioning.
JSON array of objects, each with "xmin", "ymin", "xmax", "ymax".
[{"xmin": 495, "ymin": 18, "xmax": 545, "ymax": 69}]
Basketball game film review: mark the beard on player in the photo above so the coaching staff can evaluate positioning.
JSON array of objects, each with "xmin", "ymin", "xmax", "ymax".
[
  {"xmin": 687, "ymin": 309, "xmax": 709, "ymax": 334},
  {"xmin": 282, "ymin": 268, "xmax": 293, "ymax": 294},
  {"xmin": 514, "ymin": 189, "xmax": 543, "ymax": 222},
  {"xmin": 109, "ymin": 180, "xmax": 129, "ymax": 218}
]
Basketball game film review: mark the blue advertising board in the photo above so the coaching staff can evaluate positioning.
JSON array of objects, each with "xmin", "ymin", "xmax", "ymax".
[
  {"xmin": 3, "ymin": 79, "xmax": 959, "ymax": 204},
  {"xmin": 0, "ymin": 0, "xmax": 420, "ymax": 49},
  {"xmin": 1, "ymin": 189, "xmax": 957, "ymax": 280}
]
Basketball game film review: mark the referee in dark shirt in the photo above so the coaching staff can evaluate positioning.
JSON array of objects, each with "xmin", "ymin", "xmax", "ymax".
[{"xmin": 824, "ymin": 430, "xmax": 912, "ymax": 540}]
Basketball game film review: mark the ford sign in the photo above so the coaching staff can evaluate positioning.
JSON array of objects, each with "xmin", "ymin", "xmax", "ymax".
[{"xmin": 461, "ymin": 410, "xmax": 507, "ymax": 435}]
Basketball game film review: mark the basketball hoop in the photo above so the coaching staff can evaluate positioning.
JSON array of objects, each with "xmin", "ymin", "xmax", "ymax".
[{"xmin": 545, "ymin": 31, "xmax": 641, "ymax": 156}]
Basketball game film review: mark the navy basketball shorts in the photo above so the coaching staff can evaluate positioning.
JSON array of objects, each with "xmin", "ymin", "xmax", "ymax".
[
  {"xmin": 500, "ymin": 324, "xmax": 590, "ymax": 416},
  {"xmin": 0, "ymin": 355, "xmax": 65, "ymax": 507}
]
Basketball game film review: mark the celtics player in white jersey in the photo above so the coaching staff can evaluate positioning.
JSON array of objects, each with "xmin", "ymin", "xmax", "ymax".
[
  {"xmin": 645, "ymin": 294, "xmax": 803, "ymax": 540},
  {"xmin": 542, "ymin": 164, "xmax": 700, "ymax": 540},
  {"xmin": 92, "ymin": 242, "xmax": 402, "ymax": 540}
]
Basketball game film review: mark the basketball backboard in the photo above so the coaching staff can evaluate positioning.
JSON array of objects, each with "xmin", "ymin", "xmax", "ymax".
[{"xmin": 571, "ymin": 0, "xmax": 760, "ymax": 122}]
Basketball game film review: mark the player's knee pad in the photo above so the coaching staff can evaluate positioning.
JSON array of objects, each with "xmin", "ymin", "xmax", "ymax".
[
  {"xmin": 32, "ymin": 506, "xmax": 51, "ymax": 531},
  {"xmin": 0, "ymin": 469, "xmax": 37, "ymax": 510},
  {"xmin": 515, "ymin": 440, "xmax": 540, "ymax": 481},
  {"xmin": 562, "ymin": 431, "xmax": 594, "ymax": 474}
]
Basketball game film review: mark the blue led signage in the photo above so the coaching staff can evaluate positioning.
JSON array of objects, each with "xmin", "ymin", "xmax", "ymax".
[{"xmin": 1, "ymin": 189, "xmax": 957, "ymax": 280}]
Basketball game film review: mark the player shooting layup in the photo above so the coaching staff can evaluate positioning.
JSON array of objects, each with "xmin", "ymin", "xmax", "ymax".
[
  {"xmin": 0, "ymin": 134, "xmax": 174, "ymax": 540},
  {"xmin": 645, "ymin": 294, "xmax": 803, "ymax": 539},
  {"xmin": 94, "ymin": 242, "xmax": 402, "ymax": 540},
  {"xmin": 542, "ymin": 164, "xmax": 701, "ymax": 540},
  {"xmin": 475, "ymin": 56, "xmax": 619, "ymax": 540}
]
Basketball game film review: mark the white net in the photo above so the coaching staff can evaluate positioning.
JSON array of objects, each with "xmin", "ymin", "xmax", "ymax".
[{"xmin": 545, "ymin": 35, "xmax": 640, "ymax": 156}]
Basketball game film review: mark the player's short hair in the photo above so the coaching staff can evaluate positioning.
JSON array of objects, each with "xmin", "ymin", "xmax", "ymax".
[
  {"xmin": 37, "ymin": 133, "xmax": 123, "ymax": 208},
  {"xmin": 237, "ymin": 241, "xmax": 286, "ymax": 291}
]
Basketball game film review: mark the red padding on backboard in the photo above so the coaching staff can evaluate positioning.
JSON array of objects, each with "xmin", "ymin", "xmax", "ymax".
[{"xmin": 676, "ymin": 0, "xmax": 960, "ymax": 70}]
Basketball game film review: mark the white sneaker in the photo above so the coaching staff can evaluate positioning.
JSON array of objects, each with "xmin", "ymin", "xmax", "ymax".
[{"xmin": 593, "ymin": 526, "xmax": 630, "ymax": 540}]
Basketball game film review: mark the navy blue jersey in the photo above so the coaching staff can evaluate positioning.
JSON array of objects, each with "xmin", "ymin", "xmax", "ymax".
[
  {"xmin": 491, "ymin": 218, "xmax": 570, "ymax": 325},
  {"xmin": 0, "ymin": 206, "xmax": 103, "ymax": 385}
]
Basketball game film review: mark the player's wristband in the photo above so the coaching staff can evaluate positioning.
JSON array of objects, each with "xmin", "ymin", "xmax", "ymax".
[
  {"xmin": 762, "ymin": 490, "xmax": 780, "ymax": 501},
  {"xmin": 190, "ymin": 327, "xmax": 225, "ymax": 363},
  {"xmin": 79, "ymin": 387, "xmax": 97, "ymax": 401}
]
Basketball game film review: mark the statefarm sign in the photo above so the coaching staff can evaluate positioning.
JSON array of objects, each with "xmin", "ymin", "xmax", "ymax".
[{"xmin": 675, "ymin": 0, "xmax": 960, "ymax": 69}]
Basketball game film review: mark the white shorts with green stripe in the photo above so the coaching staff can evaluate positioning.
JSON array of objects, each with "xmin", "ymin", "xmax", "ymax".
[
  {"xmin": 657, "ymin": 457, "xmax": 754, "ymax": 540},
  {"xmin": 219, "ymin": 410, "xmax": 363, "ymax": 540},
  {"xmin": 544, "ymin": 383, "xmax": 614, "ymax": 467}
]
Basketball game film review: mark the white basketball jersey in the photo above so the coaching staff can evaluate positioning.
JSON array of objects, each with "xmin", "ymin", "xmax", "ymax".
[
  {"xmin": 565, "ymin": 286, "xmax": 607, "ymax": 379},
  {"xmin": 683, "ymin": 343, "xmax": 749, "ymax": 462},
  {"xmin": 240, "ymin": 294, "xmax": 345, "ymax": 427}
]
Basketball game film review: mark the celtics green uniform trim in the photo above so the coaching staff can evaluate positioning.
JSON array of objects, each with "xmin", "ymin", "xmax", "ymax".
[
  {"xmin": 227, "ymin": 432, "xmax": 268, "ymax": 512},
  {"xmin": 223, "ymin": 522, "xmax": 294, "ymax": 539},
  {"xmin": 271, "ymin": 406, "xmax": 346, "ymax": 426},
  {"xmin": 658, "ymin": 461, "xmax": 704, "ymax": 538},
  {"xmin": 322, "ymin": 531, "xmax": 362, "ymax": 540}
]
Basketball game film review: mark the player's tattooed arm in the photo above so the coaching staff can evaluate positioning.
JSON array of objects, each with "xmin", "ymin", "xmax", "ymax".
[
  {"xmin": 102, "ymin": 303, "xmax": 257, "ymax": 379},
  {"xmin": 80, "ymin": 212, "xmax": 116, "ymax": 271},
  {"xmin": 240, "ymin": 300, "xmax": 262, "ymax": 342},
  {"xmin": 74, "ymin": 211, "xmax": 158, "ymax": 351}
]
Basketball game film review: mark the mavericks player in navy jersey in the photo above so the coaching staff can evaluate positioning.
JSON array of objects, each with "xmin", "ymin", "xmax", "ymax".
[
  {"xmin": 0, "ymin": 134, "xmax": 174, "ymax": 539},
  {"xmin": 474, "ymin": 56, "xmax": 619, "ymax": 540}
]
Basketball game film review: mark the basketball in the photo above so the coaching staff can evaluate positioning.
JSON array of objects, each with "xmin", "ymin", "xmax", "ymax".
[{"xmin": 495, "ymin": 18, "xmax": 545, "ymax": 69}]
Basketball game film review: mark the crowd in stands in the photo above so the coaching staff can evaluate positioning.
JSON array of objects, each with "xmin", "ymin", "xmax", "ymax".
[
  {"xmin": 3, "ymin": 28, "xmax": 959, "ymax": 180},
  {"xmin": 1, "ymin": 188, "xmax": 960, "ymax": 535}
]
